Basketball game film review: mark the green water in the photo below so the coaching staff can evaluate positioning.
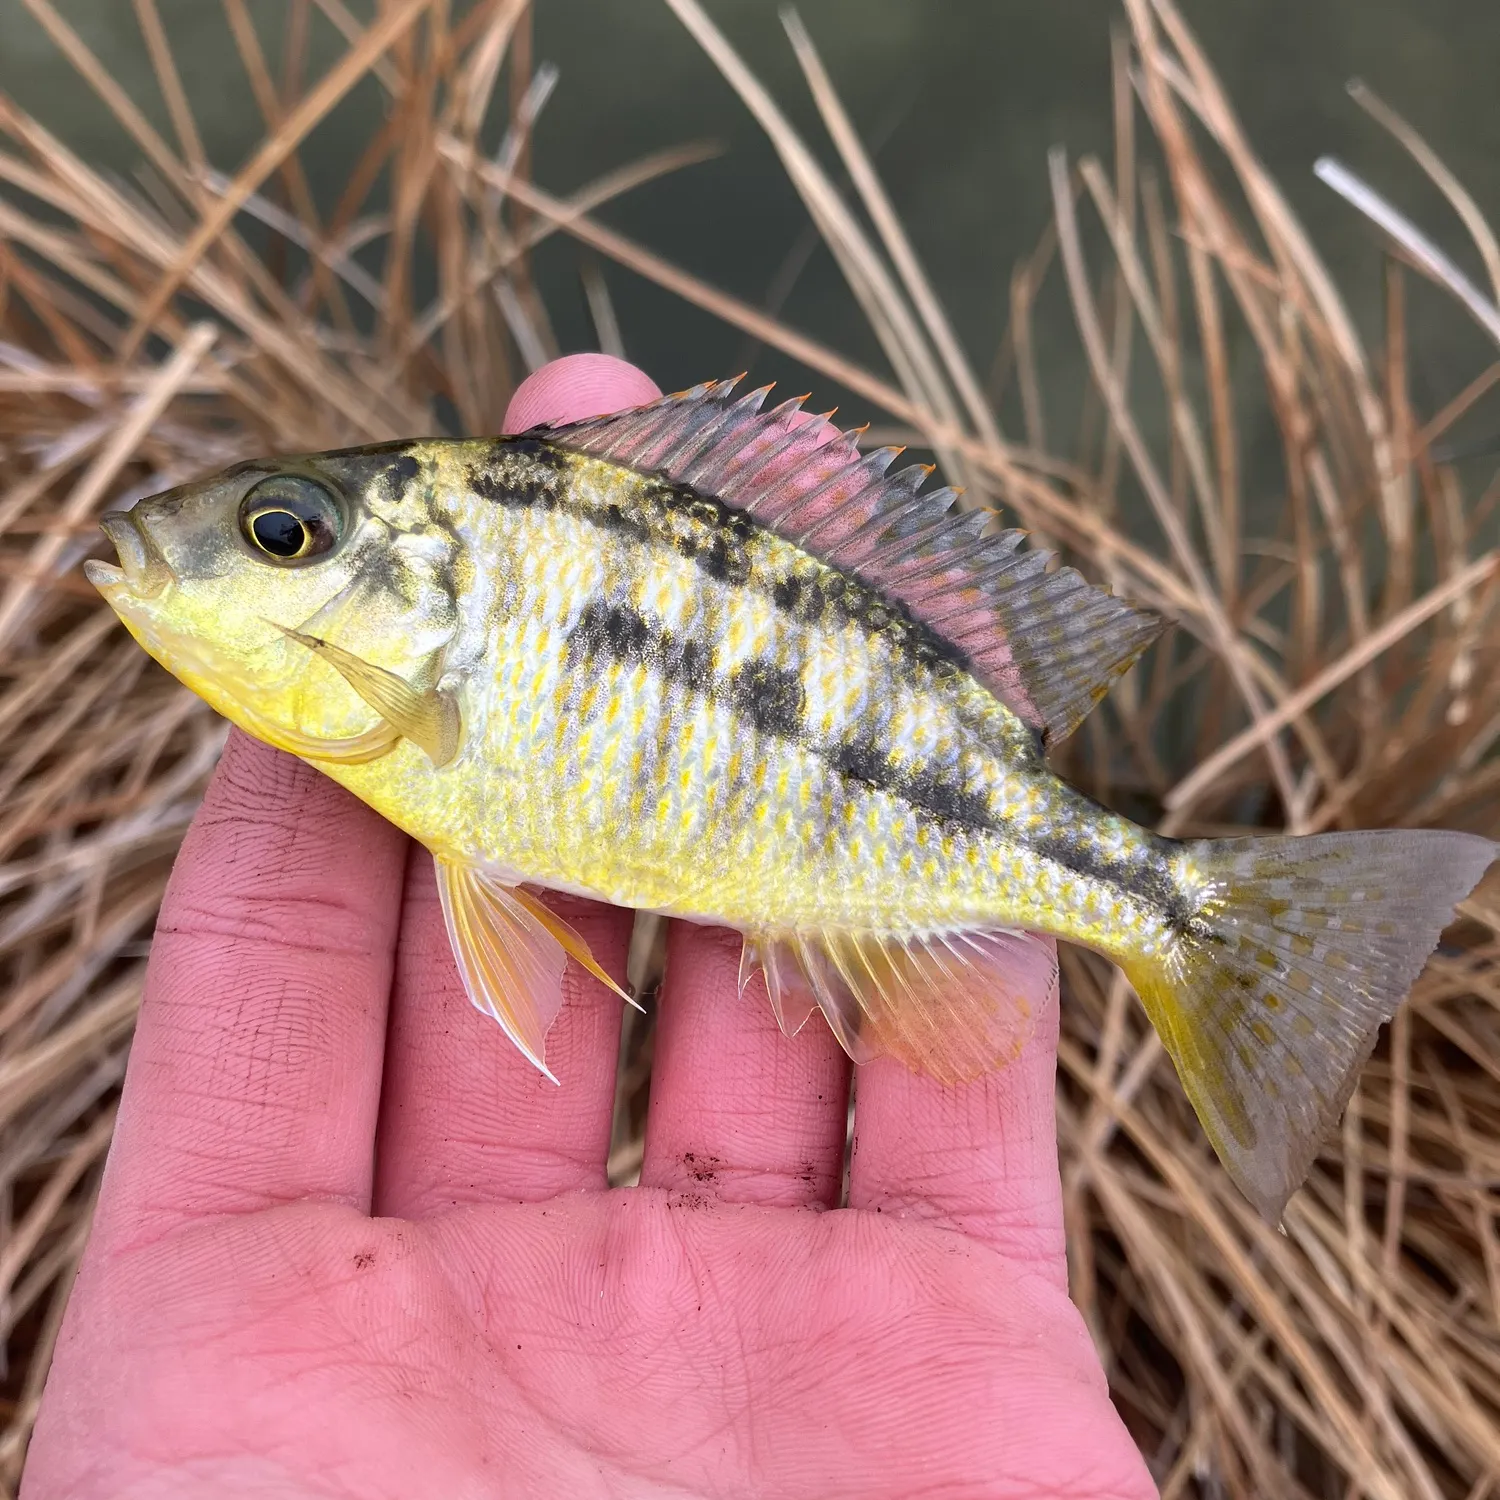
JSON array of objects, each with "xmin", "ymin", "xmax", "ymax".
[{"xmin": 1, "ymin": 0, "xmax": 1496, "ymax": 431}]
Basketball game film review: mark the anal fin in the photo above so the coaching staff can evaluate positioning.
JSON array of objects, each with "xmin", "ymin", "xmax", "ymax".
[
  {"xmin": 434, "ymin": 862, "xmax": 629, "ymax": 1080},
  {"xmin": 740, "ymin": 927, "xmax": 1057, "ymax": 1081},
  {"xmin": 741, "ymin": 933, "xmax": 820, "ymax": 1043}
]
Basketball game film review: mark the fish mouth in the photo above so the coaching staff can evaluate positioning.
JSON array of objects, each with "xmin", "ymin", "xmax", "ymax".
[{"xmin": 85, "ymin": 510, "xmax": 175, "ymax": 599}]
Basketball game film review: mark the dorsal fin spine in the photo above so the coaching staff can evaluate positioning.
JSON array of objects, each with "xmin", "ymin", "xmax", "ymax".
[
  {"xmin": 680, "ymin": 399, "xmax": 772, "ymax": 485},
  {"xmin": 595, "ymin": 409, "xmax": 661, "ymax": 463},
  {"xmin": 712, "ymin": 399, "xmax": 813, "ymax": 500},
  {"xmin": 886, "ymin": 510, "xmax": 995, "ymax": 570},
  {"xmin": 657, "ymin": 409, "xmax": 736, "ymax": 474},
  {"xmin": 860, "ymin": 494, "xmax": 968, "ymax": 560},
  {"xmin": 756, "ymin": 435, "xmax": 868, "ymax": 533},
  {"xmin": 824, "ymin": 490, "xmax": 941, "ymax": 568},
  {"xmin": 792, "ymin": 450, "xmax": 905, "ymax": 548},
  {"xmin": 878, "ymin": 523, "xmax": 1019, "ymax": 584},
  {"xmin": 534, "ymin": 378, "xmax": 1165, "ymax": 742},
  {"xmin": 643, "ymin": 393, "xmax": 731, "ymax": 469},
  {"xmin": 816, "ymin": 465, "xmax": 934, "ymax": 554},
  {"xmin": 654, "ymin": 378, "xmax": 747, "ymax": 468}
]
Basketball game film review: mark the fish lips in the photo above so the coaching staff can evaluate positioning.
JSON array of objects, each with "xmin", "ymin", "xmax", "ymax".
[{"xmin": 85, "ymin": 509, "xmax": 175, "ymax": 599}]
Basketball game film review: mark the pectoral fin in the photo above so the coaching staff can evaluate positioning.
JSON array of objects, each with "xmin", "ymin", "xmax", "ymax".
[
  {"xmin": 434, "ymin": 861, "xmax": 632, "ymax": 1079},
  {"xmin": 235, "ymin": 698, "xmax": 401, "ymax": 764},
  {"xmin": 273, "ymin": 623, "xmax": 461, "ymax": 767}
]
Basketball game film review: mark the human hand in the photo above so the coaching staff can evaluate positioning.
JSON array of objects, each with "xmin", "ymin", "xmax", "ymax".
[{"xmin": 23, "ymin": 355, "xmax": 1157, "ymax": 1500}]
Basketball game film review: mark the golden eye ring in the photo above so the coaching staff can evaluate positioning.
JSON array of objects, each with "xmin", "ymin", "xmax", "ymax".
[{"xmin": 238, "ymin": 474, "xmax": 344, "ymax": 564}]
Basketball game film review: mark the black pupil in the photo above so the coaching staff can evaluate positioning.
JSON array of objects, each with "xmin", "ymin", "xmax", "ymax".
[{"xmin": 252, "ymin": 509, "xmax": 307, "ymax": 558}]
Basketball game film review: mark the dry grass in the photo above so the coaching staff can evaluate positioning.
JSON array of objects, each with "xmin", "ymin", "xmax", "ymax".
[{"xmin": 2, "ymin": 1, "xmax": 1499, "ymax": 1494}]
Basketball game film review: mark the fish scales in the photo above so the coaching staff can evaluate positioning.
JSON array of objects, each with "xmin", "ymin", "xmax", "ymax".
[
  {"xmin": 86, "ymin": 374, "xmax": 1496, "ymax": 1220},
  {"xmin": 370, "ymin": 437, "xmax": 1172, "ymax": 946}
]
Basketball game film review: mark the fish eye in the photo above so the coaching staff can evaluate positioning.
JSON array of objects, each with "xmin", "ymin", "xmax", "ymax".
[{"xmin": 238, "ymin": 474, "xmax": 344, "ymax": 564}]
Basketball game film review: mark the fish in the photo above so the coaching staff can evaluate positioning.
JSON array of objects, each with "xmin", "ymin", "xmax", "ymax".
[{"xmin": 85, "ymin": 375, "xmax": 1495, "ymax": 1221}]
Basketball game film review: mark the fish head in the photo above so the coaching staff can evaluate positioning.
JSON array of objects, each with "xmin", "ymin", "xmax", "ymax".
[{"xmin": 85, "ymin": 445, "xmax": 461, "ymax": 747}]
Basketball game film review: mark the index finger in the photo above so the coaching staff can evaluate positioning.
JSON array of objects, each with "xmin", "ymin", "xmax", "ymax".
[
  {"xmin": 372, "ymin": 354, "xmax": 660, "ymax": 1216},
  {"xmin": 92, "ymin": 730, "xmax": 407, "ymax": 1247}
]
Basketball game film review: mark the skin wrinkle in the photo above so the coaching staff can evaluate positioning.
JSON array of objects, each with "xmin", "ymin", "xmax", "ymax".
[
  {"xmin": 441, "ymin": 1194, "xmax": 1105, "ymax": 1489},
  {"xmin": 89, "ymin": 730, "xmax": 406, "ymax": 1249},
  {"xmin": 156, "ymin": 906, "xmax": 392, "ymax": 961}
]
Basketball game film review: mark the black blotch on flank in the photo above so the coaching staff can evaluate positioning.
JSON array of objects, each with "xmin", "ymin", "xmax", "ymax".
[
  {"xmin": 730, "ymin": 660, "xmax": 805, "ymax": 738},
  {"xmin": 568, "ymin": 599, "xmax": 711, "ymax": 694},
  {"xmin": 1029, "ymin": 825, "xmax": 1196, "ymax": 929},
  {"xmin": 829, "ymin": 734, "xmax": 890, "ymax": 790},
  {"xmin": 771, "ymin": 573, "xmax": 824, "ymax": 626},
  {"xmin": 469, "ymin": 463, "xmax": 554, "ymax": 509},
  {"xmin": 572, "ymin": 598, "xmax": 652, "ymax": 664},
  {"xmin": 497, "ymin": 437, "xmax": 572, "ymax": 472},
  {"xmin": 469, "ymin": 438, "xmax": 570, "ymax": 508},
  {"xmin": 830, "ymin": 734, "xmax": 996, "ymax": 831},
  {"xmin": 667, "ymin": 635, "xmax": 714, "ymax": 693},
  {"xmin": 697, "ymin": 532, "xmax": 751, "ymax": 585},
  {"xmin": 1029, "ymin": 828, "xmax": 1119, "ymax": 894},
  {"xmin": 600, "ymin": 502, "xmax": 651, "ymax": 543},
  {"xmin": 770, "ymin": 566, "xmax": 971, "ymax": 677},
  {"xmin": 902, "ymin": 769, "xmax": 995, "ymax": 830},
  {"xmin": 650, "ymin": 478, "xmax": 760, "ymax": 542}
]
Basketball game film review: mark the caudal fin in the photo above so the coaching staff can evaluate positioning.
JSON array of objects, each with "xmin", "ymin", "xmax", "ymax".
[{"xmin": 1122, "ymin": 829, "xmax": 1495, "ymax": 1221}]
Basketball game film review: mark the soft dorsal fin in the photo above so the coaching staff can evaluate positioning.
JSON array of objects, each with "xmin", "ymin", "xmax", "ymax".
[{"xmin": 533, "ymin": 377, "xmax": 1164, "ymax": 743}]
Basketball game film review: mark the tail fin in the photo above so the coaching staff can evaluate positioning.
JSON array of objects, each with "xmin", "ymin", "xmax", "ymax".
[{"xmin": 1122, "ymin": 829, "xmax": 1495, "ymax": 1221}]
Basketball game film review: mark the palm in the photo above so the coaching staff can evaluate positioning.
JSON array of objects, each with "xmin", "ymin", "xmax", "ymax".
[
  {"xmin": 63, "ymin": 1187, "xmax": 1136, "ymax": 1498},
  {"xmin": 24, "ymin": 360, "xmax": 1155, "ymax": 1500}
]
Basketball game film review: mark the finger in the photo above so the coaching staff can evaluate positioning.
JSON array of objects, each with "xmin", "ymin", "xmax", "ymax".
[
  {"xmin": 373, "ymin": 355, "xmax": 658, "ymax": 1214},
  {"xmin": 847, "ymin": 941, "xmax": 1068, "ymax": 1286},
  {"xmin": 502, "ymin": 351, "xmax": 661, "ymax": 431},
  {"xmin": 526, "ymin": 355, "xmax": 848, "ymax": 1208},
  {"xmin": 372, "ymin": 850, "xmax": 633, "ymax": 1214},
  {"xmin": 638, "ymin": 922, "xmax": 852, "ymax": 1208},
  {"xmin": 93, "ymin": 731, "xmax": 406, "ymax": 1244}
]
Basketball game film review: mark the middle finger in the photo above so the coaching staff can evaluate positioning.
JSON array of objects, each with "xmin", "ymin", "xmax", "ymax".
[{"xmin": 373, "ymin": 846, "xmax": 632, "ymax": 1216}]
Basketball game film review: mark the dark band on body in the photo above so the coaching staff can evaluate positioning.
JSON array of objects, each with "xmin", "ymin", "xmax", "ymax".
[
  {"xmin": 1024, "ymin": 819, "xmax": 1198, "ymax": 930},
  {"xmin": 476, "ymin": 438, "xmax": 973, "ymax": 678},
  {"xmin": 563, "ymin": 597, "xmax": 1002, "ymax": 832}
]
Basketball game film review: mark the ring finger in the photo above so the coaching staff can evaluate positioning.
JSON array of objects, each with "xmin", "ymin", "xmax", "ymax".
[{"xmin": 637, "ymin": 921, "xmax": 852, "ymax": 1209}]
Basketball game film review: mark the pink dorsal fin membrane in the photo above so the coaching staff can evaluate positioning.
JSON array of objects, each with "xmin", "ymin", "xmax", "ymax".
[{"xmin": 532, "ymin": 377, "xmax": 1164, "ymax": 744}]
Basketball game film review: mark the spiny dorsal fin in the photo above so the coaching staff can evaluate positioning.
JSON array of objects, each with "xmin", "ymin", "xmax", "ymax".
[{"xmin": 533, "ymin": 377, "xmax": 1164, "ymax": 743}]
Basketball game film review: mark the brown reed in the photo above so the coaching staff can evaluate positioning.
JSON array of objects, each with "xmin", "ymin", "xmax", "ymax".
[{"xmin": 2, "ymin": 2, "xmax": 1499, "ymax": 1495}]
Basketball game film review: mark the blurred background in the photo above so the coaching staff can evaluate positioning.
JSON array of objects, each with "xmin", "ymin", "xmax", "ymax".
[
  {"xmin": 3, "ymin": 3, "xmax": 1500, "ymax": 1497},
  {"xmin": 4, "ymin": 0, "xmax": 1499, "ymax": 407}
]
